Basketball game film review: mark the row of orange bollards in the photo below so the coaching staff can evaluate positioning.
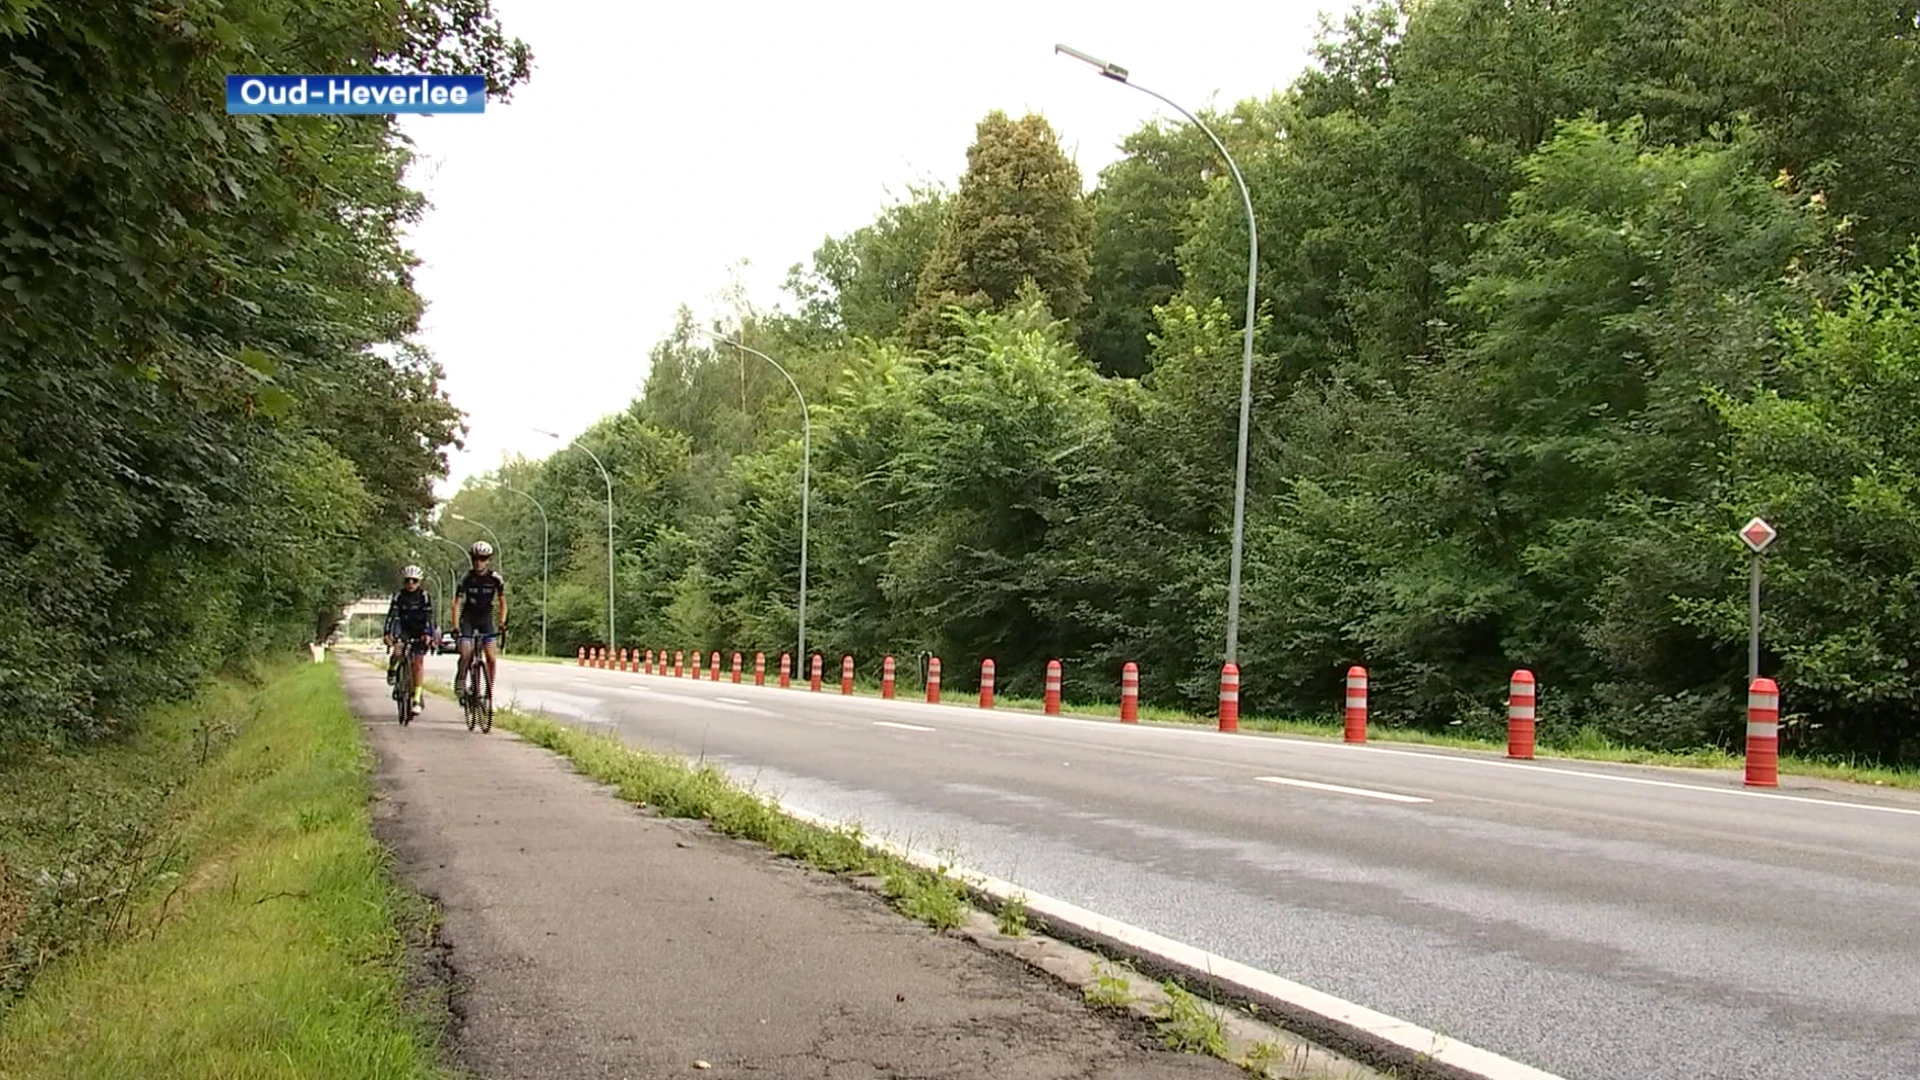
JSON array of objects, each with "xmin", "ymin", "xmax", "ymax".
[{"xmin": 575, "ymin": 645, "xmax": 1782, "ymax": 788}]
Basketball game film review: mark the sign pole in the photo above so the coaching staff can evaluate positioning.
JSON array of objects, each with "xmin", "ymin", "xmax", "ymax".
[{"xmin": 1739, "ymin": 517, "xmax": 1777, "ymax": 683}]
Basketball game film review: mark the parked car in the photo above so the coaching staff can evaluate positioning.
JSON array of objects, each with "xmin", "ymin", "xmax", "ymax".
[{"xmin": 438, "ymin": 630, "xmax": 459, "ymax": 655}]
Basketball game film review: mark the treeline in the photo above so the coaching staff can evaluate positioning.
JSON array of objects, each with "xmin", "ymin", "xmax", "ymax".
[
  {"xmin": 445, "ymin": 0, "xmax": 1920, "ymax": 763},
  {"xmin": 0, "ymin": 0, "xmax": 530, "ymax": 752}
]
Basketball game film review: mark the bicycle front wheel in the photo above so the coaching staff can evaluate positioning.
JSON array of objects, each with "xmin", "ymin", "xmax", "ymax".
[
  {"xmin": 396, "ymin": 661, "xmax": 412, "ymax": 725},
  {"xmin": 479, "ymin": 663, "xmax": 494, "ymax": 734},
  {"xmin": 464, "ymin": 658, "xmax": 479, "ymax": 732}
]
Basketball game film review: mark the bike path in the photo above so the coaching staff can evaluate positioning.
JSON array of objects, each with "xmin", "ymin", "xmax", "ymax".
[{"xmin": 341, "ymin": 661, "xmax": 1243, "ymax": 1079}]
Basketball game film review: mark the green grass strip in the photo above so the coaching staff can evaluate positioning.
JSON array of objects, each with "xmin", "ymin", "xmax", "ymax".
[
  {"xmin": 0, "ymin": 661, "xmax": 454, "ymax": 1079},
  {"xmin": 493, "ymin": 708, "xmax": 972, "ymax": 931}
]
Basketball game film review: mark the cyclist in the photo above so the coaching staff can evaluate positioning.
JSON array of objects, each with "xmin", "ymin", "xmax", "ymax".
[
  {"xmin": 451, "ymin": 540, "xmax": 507, "ymax": 705},
  {"xmin": 383, "ymin": 566, "xmax": 437, "ymax": 714}
]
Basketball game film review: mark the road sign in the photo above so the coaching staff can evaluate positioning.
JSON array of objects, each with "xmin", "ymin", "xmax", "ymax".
[
  {"xmin": 1740, "ymin": 518, "xmax": 1777, "ymax": 682},
  {"xmin": 1739, "ymin": 517, "xmax": 1777, "ymax": 553}
]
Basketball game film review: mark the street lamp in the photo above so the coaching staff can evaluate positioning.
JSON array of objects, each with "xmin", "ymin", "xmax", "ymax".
[
  {"xmin": 422, "ymin": 532, "xmax": 471, "ymax": 628},
  {"xmin": 479, "ymin": 479, "xmax": 550, "ymax": 658},
  {"xmin": 1055, "ymin": 43, "xmax": 1260, "ymax": 676},
  {"xmin": 696, "ymin": 329, "xmax": 810, "ymax": 665},
  {"xmin": 448, "ymin": 512, "xmax": 504, "ymax": 566},
  {"xmin": 535, "ymin": 427, "xmax": 617, "ymax": 653}
]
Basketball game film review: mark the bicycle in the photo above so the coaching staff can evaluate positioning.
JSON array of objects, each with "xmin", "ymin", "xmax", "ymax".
[
  {"xmin": 395, "ymin": 647, "xmax": 415, "ymax": 725},
  {"xmin": 391, "ymin": 635, "xmax": 429, "ymax": 726},
  {"xmin": 458, "ymin": 630, "xmax": 499, "ymax": 734}
]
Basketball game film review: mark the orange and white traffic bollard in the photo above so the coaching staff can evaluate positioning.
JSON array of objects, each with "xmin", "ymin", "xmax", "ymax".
[
  {"xmin": 1219, "ymin": 664, "xmax": 1240, "ymax": 732},
  {"xmin": 1044, "ymin": 660, "xmax": 1062, "ymax": 715},
  {"xmin": 810, "ymin": 654, "xmax": 823, "ymax": 692},
  {"xmin": 979, "ymin": 659, "xmax": 995, "ymax": 709},
  {"xmin": 732, "ymin": 652, "xmax": 743, "ymax": 684},
  {"xmin": 593, "ymin": 647, "xmax": 603, "ymax": 669},
  {"xmin": 620, "ymin": 648, "xmax": 629, "ymax": 672},
  {"xmin": 755, "ymin": 652, "xmax": 766, "ymax": 686},
  {"xmin": 1508, "ymin": 670, "xmax": 1537, "ymax": 760},
  {"xmin": 926, "ymin": 657, "xmax": 941, "ymax": 703},
  {"xmin": 779, "ymin": 652, "xmax": 791, "ymax": 689},
  {"xmin": 840, "ymin": 654, "xmax": 854, "ymax": 695},
  {"xmin": 674, "ymin": 650, "xmax": 684, "ymax": 678},
  {"xmin": 709, "ymin": 651, "xmax": 720, "ymax": 681},
  {"xmin": 691, "ymin": 649, "xmax": 702, "ymax": 680},
  {"xmin": 881, "ymin": 655, "xmax": 896, "ymax": 699},
  {"xmin": 1120, "ymin": 662, "xmax": 1139, "ymax": 723},
  {"xmin": 644, "ymin": 649, "xmax": 653, "ymax": 674},
  {"xmin": 1345, "ymin": 666, "xmax": 1368, "ymax": 744},
  {"xmin": 577, "ymin": 647, "xmax": 585, "ymax": 667},
  {"xmin": 1746, "ymin": 678, "xmax": 1780, "ymax": 788}
]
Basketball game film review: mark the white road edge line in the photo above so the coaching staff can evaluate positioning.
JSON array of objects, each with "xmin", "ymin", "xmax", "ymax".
[
  {"xmin": 1282, "ymin": 741, "xmax": 1920, "ymax": 817},
  {"xmin": 1254, "ymin": 775, "xmax": 1433, "ymax": 804},
  {"xmin": 775, "ymin": 803, "xmax": 1566, "ymax": 1080},
  {"xmin": 716, "ymin": 696, "xmax": 752, "ymax": 706},
  {"xmin": 873, "ymin": 720, "xmax": 935, "ymax": 732}
]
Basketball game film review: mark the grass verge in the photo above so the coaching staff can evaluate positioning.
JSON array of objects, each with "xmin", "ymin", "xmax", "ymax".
[
  {"xmin": 490, "ymin": 706, "xmax": 976, "ymax": 932},
  {"xmin": 0, "ymin": 660, "xmax": 455, "ymax": 1079}
]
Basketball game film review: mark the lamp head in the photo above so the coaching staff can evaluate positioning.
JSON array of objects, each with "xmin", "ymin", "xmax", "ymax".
[{"xmin": 1055, "ymin": 43, "xmax": 1129, "ymax": 82}]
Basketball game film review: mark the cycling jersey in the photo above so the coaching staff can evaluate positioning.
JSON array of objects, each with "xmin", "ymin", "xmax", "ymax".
[
  {"xmin": 455, "ymin": 568, "xmax": 506, "ymax": 634},
  {"xmin": 385, "ymin": 588, "xmax": 436, "ymax": 638}
]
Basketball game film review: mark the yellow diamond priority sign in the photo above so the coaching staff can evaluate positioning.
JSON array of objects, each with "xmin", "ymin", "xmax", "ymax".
[{"xmin": 1740, "ymin": 517, "xmax": 1777, "ymax": 553}]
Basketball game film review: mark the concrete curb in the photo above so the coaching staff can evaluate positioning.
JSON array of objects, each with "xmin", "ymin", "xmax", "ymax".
[{"xmin": 780, "ymin": 806, "xmax": 1569, "ymax": 1080}]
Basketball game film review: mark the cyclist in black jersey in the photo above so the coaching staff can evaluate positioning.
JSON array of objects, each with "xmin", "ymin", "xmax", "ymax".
[
  {"xmin": 452, "ymin": 540, "xmax": 508, "ymax": 704},
  {"xmin": 383, "ymin": 566, "xmax": 437, "ymax": 713}
]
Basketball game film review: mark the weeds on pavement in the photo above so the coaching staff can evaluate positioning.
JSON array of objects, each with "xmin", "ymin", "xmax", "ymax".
[
  {"xmin": 995, "ymin": 893, "xmax": 1029, "ymax": 937},
  {"xmin": 1155, "ymin": 979, "xmax": 1229, "ymax": 1056},
  {"xmin": 1083, "ymin": 958, "xmax": 1138, "ymax": 1008}
]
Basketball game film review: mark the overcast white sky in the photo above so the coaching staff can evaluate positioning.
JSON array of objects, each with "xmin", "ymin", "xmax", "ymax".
[{"xmin": 397, "ymin": 0, "xmax": 1333, "ymax": 494}]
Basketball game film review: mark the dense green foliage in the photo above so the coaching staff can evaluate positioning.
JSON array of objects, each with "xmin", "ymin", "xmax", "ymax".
[
  {"xmin": 0, "ymin": 0, "xmax": 528, "ymax": 750},
  {"xmin": 445, "ymin": 0, "xmax": 1920, "ymax": 762},
  {"xmin": 905, "ymin": 111, "xmax": 1092, "ymax": 345}
]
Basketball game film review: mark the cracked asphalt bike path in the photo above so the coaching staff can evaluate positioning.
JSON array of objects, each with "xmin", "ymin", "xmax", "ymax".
[{"xmin": 344, "ymin": 663, "xmax": 1241, "ymax": 1080}]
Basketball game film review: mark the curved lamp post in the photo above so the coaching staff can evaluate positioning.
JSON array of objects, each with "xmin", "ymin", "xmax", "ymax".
[
  {"xmin": 478, "ymin": 479, "xmax": 550, "ymax": 657},
  {"xmin": 448, "ymin": 512, "xmax": 504, "ymax": 565},
  {"xmin": 696, "ymin": 329, "xmax": 810, "ymax": 666},
  {"xmin": 423, "ymin": 532, "xmax": 472, "ymax": 630},
  {"xmin": 1055, "ymin": 43, "xmax": 1259, "ymax": 670},
  {"xmin": 535, "ymin": 427, "xmax": 617, "ymax": 653}
]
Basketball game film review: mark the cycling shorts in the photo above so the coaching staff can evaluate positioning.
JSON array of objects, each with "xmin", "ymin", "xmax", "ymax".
[{"xmin": 458, "ymin": 613, "xmax": 499, "ymax": 645}]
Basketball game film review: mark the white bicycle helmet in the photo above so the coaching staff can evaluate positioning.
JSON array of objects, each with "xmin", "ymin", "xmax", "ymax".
[
  {"xmin": 401, "ymin": 565, "xmax": 424, "ymax": 581},
  {"xmin": 469, "ymin": 540, "xmax": 493, "ymax": 559}
]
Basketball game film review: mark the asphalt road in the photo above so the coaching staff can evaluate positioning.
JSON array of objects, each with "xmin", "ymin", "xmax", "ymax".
[{"xmin": 417, "ymin": 652, "xmax": 1920, "ymax": 1080}]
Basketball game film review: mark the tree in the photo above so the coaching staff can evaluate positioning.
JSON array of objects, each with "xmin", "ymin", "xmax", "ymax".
[
  {"xmin": 787, "ymin": 184, "xmax": 948, "ymax": 342},
  {"xmin": 1703, "ymin": 252, "xmax": 1920, "ymax": 760},
  {"xmin": 1080, "ymin": 122, "xmax": 1214, "ymax": 378},
  {"xmin": 0, "ymin": 0, "xmax": 530, "ymax": 749},
  {"xmin": 906, "ymin": 112, "xmax": 1092, "ymax": 344}
]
